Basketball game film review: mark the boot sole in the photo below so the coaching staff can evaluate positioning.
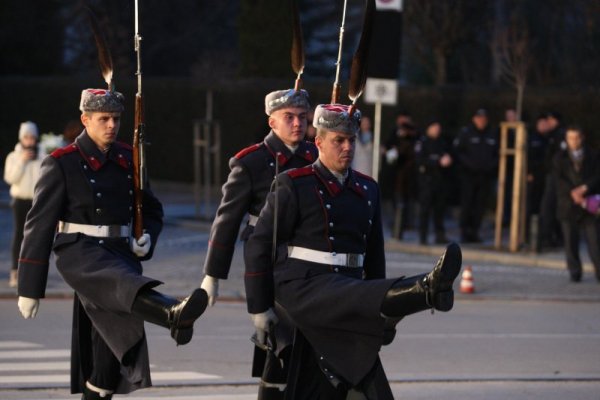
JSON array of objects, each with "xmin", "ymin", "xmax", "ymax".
[
  {"xmin": 440, "ymin": 242, "xmax": 462, "ymax": 283},
  {"xmin": 171, "ymin": 289, "xmax": 209, "ymax": 345},
  {"xmin": 434, "ymin": 243, "xmax": 461, "ymax": 312}
]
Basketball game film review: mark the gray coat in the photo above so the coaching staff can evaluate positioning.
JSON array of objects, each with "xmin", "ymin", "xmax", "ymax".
[{"xmin": 18, "ymin": 131, "xmax": 163, "ymax": 394}]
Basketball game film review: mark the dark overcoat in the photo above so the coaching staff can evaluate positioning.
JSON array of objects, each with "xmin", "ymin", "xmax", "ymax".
[
  {"xmin": 203, "ymin": 131, "xmax": 317, "ymax": 279},
  {"xmin": 17, "ymin": 131, "xmax": 163, "ymax": 394},
  {"xmin": 202, "ymin": 130, "xmax": 316, "ymax": 366},
  {"xmin": 245, "ymin": 160, "xmax": 396, "ymax": 393},
  {"xmin": 554, "ymin": 146, "xmax": 600, "ymax": 221}
]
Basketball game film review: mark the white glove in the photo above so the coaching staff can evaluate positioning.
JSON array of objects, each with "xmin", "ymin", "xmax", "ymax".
[
  {"xmin": 201, "ymin": 275, "xmax": 219, "ymax": 306},
  {"xmin": 18, "ymin": 296, "xmax": 40, "ymax": 319},
  {"xmin": 130, "ymin": 233, "xmax": 151, "ymax": 257},
  {"xmin": 251, "ymin": 308, "xmax": 279, "ymax": 345}
]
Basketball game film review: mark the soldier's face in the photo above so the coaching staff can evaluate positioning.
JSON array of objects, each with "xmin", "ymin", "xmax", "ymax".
[
  {"xmin": 81, "ymin": 112, "xmax": 121, "ymax": 150},
  {"xmin": 269, "ymin": 107, "xmax": 308, "ymax": 146},
  {"xmin": 316, "ymin": 131, "xmax": 356, "ymax": 174}
]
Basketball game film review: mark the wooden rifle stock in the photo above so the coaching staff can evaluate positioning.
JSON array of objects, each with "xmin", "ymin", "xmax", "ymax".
[{"xmin": 132, "ymin": 94, "xmax": 145, "ymax": 240}]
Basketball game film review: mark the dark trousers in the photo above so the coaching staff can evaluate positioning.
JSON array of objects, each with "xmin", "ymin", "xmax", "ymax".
[
  {"xmin": 460, "ymin": 173, "xmax": 492, "ymax": 238},
  {"xmin": 539, "ymin": 174, "xmax": 563, "ymax": 246},
  {"xmin": 560, "ymin": 217, "xmax": 600, "ymax": 280},
  {"xmin": 10, "ymin": 198, "xmax": 32, "ymax": 270},
  {"xmin": 418, "ymin": 177, "xmax": 446, "ymax": 242}
]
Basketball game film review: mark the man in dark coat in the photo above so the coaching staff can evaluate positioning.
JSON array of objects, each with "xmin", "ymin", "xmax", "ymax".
[
  {"xmin": 553, "ymin": 126, "xmax": 600, "ymax": 282},
  {"xmin": 245, "ymin": 103, "xmax": 463, "ymax": 399},
  {"xmin": 415, "ymin": 120, "xmax": 453, "ymax": 245},
  {"xmin": 539, "ymin": 111, "xmax": 567, "ymax": 250},
  {"xmin": 382, "ymin": 113, "xmax": 417, "ymax": 238},
  {"xmin": 453, "ymin": 108, "xmax": 498, "ymax": 243},
  {"xmin": 200, "ymin": 88, "xmax": 317, "ymax": 399},
  {"xmin": 17, "ymin": 89, "xmax": 208, "ymax": 399}
]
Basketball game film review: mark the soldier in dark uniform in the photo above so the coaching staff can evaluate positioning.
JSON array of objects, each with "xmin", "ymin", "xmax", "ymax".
[
  {"xmin": 453, "ymin": 108, "xmax": 498, "ymax": 243},
  {"xmin": 200, "ymin": 88, "xmax": 317, "ymax": 399},
  {"xmin": 415, "ymin": 120, "xmax": 452, "ymax": 245},
  {"xmin": 17, "ymin": 89, "xmax": 208, "ymax": 400},
  {"xmin": 245, "ymin": 103, "xmax": 463, "ymax": 399}
]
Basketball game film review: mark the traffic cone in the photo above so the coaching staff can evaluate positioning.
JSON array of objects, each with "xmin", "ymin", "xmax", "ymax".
[{"xmin": 459, "ymin": 265, "xmax": 475, "ymax": 294}]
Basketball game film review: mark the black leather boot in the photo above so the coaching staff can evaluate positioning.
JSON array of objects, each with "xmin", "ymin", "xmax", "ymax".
[
  {"xmin": 381, "ymin": 242, "xmax": 462, "ymax": 318},
  {"xmin": 132, "ymin": 288, "xmax": 208, "ymax": 345}
]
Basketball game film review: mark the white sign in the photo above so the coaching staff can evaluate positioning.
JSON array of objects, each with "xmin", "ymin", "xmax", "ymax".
[
  {"xmin": 376, "ymin": 0, "xmax": 403, "ymax": 12},
  {"xmin": 364, "ymin": 78, "xmax": 397, "ymax": 105}
]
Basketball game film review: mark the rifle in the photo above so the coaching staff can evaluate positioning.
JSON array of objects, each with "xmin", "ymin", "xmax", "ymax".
[
  {"xmin": 331, "ymin": 0, "xmax": 349, "ymax": 103},
  {"xmin": 132, "ymin": 0, "xmax": 147, "ymax": 240}
]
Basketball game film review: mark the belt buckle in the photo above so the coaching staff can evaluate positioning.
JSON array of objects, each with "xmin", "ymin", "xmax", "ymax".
[
  {"xmin": 347, "ymin": 253, "xmax": 358, "ymax": 267},
  {"xmin": 107, "ymin": 225, "xmax": 119, "ymax": 237}
]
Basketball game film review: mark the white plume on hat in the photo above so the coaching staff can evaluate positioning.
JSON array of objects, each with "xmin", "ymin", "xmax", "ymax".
[{"xmin": 18, "ymin": 121, "xmax": 39, "ymax": 140}]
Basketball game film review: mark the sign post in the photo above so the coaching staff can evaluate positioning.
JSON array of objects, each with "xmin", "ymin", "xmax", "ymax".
[
  {"xmin": 365, "ymin": 78, "xmax": 397, "ymax": 181},
  {"xmin": 363, "ymin": 0, "xmax": 402, "ymax": 181}
]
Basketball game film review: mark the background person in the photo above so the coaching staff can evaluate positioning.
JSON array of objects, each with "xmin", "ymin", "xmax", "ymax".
[
  {"xmin": 415, "ymin": 120, "xmax": 452, "ymax": 245},
  {"xmin": 554, "ymin": 126, "xmax": 600, "ymax": 282},
  {"xmin": 3, "ymin": 121, "xmax": 43, "ymax": 288}
]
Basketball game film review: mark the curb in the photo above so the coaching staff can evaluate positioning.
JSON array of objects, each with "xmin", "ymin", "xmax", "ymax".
[{"xmin": 384, "ymin": 239, "xmax": 595, "ymax": 272}]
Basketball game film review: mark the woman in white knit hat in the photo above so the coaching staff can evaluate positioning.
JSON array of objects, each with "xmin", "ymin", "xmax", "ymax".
[{"xmin": 4, "ymin": 121, "xmax": 43, "ymax": 288}]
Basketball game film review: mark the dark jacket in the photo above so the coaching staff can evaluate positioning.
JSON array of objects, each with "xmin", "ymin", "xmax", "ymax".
[
  {"xmin": 415, "ymin": 135, "xmax": 451, "ymax": 181},
  {"xmin": 17, "ymin": 131, "xmax": 163, "ymax": 394},
  {"xmin": 454, "ymin": 124, "xmax": 498, "ymax": 174},
  {"xmin": 203, "ymin": 131, "xmax": 317, "ymax": 279},
  {"xmin": 554, "ymin": 146, "xmax": 600, "ymax": 221}
]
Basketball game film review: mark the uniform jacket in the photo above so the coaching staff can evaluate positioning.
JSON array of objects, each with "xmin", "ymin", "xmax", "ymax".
[
  {"xmin": 3, "ymin": 143, "xmax": 43, "ymax": 199},
  {"xmin": 554, "ymin": 146, "xmax": 600, "ymax": 221},
  {"xmin": 245, "ymin": 160, "xmax": 392, "ymax": 387},
  {"xmin": 527, "ymin": 129, "xmax": 549, "ymax": 178},
  {"xmin": 203, "ymin": 131, "xmax": 317, "ymax": 279},
  {"xmin": 454, "ymin": 124, "xmax": 498, "ymax": 174},
  {"xmin": 17, "ymin": 130, "xmax": 163, "ymax": 394},
  {"xmin": 415, "ymin": 135, "xmax": 451, "ymax": 180}
]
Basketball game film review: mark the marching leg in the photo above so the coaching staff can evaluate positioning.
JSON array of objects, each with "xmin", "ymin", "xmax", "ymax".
[
  {"xmin": 132, "ymin": 287, "xmax": 208, "ymax": 345},
  {"xmin": 381, "ymin": 242, "xmax": 462, "ymax": 318}
]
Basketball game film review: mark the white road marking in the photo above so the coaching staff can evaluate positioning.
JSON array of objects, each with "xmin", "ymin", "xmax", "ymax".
[
  {"xmin": 0, "ymin": 341, "xmax": 42, "ymax": 349},
  {"xmin": 0, "ymin": 361, "xmax": 69, "ymax": 372},
  {"xmin": 0, "ymin": 350, "xmax": 70, "ymax": 359}
]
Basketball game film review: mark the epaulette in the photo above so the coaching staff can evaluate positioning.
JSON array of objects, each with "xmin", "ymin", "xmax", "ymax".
[
  {"xmin": 115, "ymin": 141, "xmax": 133, "ymax": 151},
  {"xmin": 51, "ymin": 144, "xmax": 78, "ymax": 159},
  {"xmin": 287, "ymin": 166, "xmax": 315, "ymax": 179},
  {"xmin": 353, "ymin": 169, "xmax": 376, "ymax": 183},
  {"xmin": 234, "ymin": 143, "xmax": 262, "ymax": 160}
]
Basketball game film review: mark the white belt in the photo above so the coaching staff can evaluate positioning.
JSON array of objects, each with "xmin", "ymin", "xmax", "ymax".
[
  {"xmin": 248, "ymin": 214, "xmax": 259, "ymax": 227},
  {"xmin": 288, "ymin": 246, "xmax": 364, "ymax": 268},
  {"xmin": 58, "ymin": 221, "xmax": 130, "ymax": 238}
]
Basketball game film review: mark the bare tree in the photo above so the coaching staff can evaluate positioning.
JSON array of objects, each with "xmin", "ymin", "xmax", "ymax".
[
  {"xmin": 404, "ymin": 0, "xmax": 467, "ymax": 85},
  {"xmin": 498, "ymin": 14, "xmax": 532, "ymax": 120}
]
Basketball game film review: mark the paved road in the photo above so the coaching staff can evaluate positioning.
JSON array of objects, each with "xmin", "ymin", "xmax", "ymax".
[{"xmin": 0, "ymin": 298, "xmax": 599, "ymax": 399}]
